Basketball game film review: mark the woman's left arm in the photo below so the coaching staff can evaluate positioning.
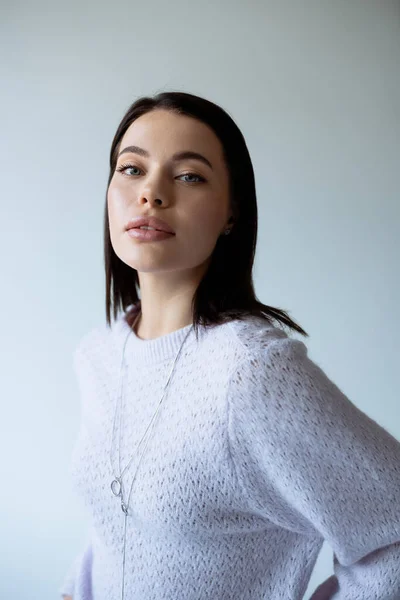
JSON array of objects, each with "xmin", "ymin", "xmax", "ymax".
[{"xmin": 227, "ymin": 336, "xmax": 400, "ymax": 599}]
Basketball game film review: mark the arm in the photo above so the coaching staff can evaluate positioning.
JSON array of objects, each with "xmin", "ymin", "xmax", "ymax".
[
  {"xmin": 227, "ymin": 337, "xmax": 400, "ymax": 599},
  {"xmin": 58, "ymin": 337, "xmax": 95, "ymax": 598},
  {"xmin": 58, "ymin": 533, "xmax": 93, "ymax": 599},
  {"xmin": 308, "ymin": 575, "xmax": 338, "ymax": 599},
  {"xmin": 58, "ymin": 540, "xmax": 91, "ymax": 600}
]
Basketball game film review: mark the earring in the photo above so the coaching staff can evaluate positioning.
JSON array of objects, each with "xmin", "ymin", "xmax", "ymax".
[{"xmin": 224, "ymin": 229, "xmax": 231, "ymax": 235}]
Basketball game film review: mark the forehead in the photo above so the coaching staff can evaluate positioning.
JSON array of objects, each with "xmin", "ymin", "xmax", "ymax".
[{"xmin": 119, "ymin": 109, "xmax": 225, "ymax": 161}]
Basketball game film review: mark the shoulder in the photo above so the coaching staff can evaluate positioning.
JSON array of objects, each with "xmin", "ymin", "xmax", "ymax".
[
  {"xmin": 222, "ymin": 313, "xmax": 302, "ymax": 367},
  {"xmin": 193, "ymin": 313, "xmax": 305, "ymax": 384},
  {"xmin": 72, "ymin": 309, "xmax": 130, "ymax": 370},
  {"xmin": 226, "ymin": 326, "xmax": 350, "ymax": 428}
]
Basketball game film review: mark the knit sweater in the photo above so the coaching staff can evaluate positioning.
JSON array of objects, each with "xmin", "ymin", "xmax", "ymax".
[{"xmin": 59, "ymin": 302, "xmax": 400, "ymax": 599}]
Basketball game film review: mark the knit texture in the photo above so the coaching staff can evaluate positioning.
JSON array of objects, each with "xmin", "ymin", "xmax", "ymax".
[{"xmin": 59, "ymin": 302, "xmax": 400, "ymax": 599}]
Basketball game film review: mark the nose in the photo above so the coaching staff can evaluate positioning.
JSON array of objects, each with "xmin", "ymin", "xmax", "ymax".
[
  {"xmin": 138, "ymin": 194, "xmax": 164, "ymax": 207},
  {"xmin": 137, "ymin": 176, "xmax": 170, "ymax": 208}
]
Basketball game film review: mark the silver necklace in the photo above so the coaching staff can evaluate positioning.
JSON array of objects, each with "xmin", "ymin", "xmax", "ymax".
[{"xmin": 109, "ymin": 308, "xmax": 194, "ymax": 600}]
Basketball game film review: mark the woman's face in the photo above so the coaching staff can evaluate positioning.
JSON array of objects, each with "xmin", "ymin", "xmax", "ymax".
[{"xmin": 107, "ymin": 109, "xmax": 232, "ymax": 278}]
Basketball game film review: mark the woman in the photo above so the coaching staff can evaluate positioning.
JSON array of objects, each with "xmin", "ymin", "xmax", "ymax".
[{"xmin": 59, "ymin": 91, "xmax": 400, "ymax": 600}]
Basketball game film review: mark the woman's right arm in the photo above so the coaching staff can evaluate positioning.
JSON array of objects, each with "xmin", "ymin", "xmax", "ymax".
[{"xmin": 58, "ymin": 534, "xmax": 93, "ymax": 599}]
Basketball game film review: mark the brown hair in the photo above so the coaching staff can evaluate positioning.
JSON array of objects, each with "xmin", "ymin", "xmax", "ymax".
[{"xmin": 104, "ymin": 90, "xmax": 308, "ymax": 339}]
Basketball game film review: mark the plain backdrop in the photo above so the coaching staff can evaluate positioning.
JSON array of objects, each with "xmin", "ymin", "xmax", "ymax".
[{"xmin": 1, "ymin": 1, "xmax": 399, "ymax": 598}]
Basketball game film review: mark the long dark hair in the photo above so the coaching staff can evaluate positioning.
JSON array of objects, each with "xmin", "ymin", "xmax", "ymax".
[{"xmin": 104, "ymin": 90, "xmax": 308, "ymax": 338}]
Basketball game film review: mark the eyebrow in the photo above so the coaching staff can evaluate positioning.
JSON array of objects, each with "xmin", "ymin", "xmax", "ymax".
[{"xmin": 117, "ymin": 145, "xmax": 213, "ymax": 170}]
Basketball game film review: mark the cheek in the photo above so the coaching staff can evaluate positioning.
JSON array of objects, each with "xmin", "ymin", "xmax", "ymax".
[
  {"xmin": 107, "ymin": 184, "xmax": 125, "ymax": 224},
  {"xmin": 185, "ymin": 201, "xmax": 225, "ymax": 236},
  {"xmin": 107, "ymin": 191, "xmax": 126, "ymax": 252},
  {"xmin": 107, "ymin": 181, "xmax": 122, "ymax": 207},
  {"xmin": 176, "ymin": 205, "xmax": 224, "ymax": 262}
]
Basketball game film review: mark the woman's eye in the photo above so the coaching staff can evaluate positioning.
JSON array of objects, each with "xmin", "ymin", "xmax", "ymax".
[
  {"xmin": 179, "ymin": 173, "xmax": 205, "ymax": 183},
  {"xmin": 115, "ymin": 164, "xmax": 205, "ymax": 184},
  {"xmin": 116, "ymin": 163, "xmax": 141, "ymax": 176}
]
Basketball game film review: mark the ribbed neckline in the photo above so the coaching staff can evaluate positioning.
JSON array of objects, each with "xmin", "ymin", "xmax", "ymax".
[{"xmin": 117, "ymin": 302, "xmax": 198, "ymax": 367}]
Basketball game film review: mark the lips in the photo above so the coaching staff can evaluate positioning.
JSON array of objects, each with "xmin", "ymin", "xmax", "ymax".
[{"xmin": 125, "ymin": 216, "xmax": 175, "ymax": 234}]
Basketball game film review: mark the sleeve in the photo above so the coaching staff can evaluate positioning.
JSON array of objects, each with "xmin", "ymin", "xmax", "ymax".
[
  {"xmin": 57, "ymin": 533, "xmax": 93, "ymax": 599},
  {"xmin": 226, "ymin": 337, "xmax": 400, "ymax": 599},
  {"xmin": 58, "ymin": 333, "xmax": 97, "ymax": 598}
]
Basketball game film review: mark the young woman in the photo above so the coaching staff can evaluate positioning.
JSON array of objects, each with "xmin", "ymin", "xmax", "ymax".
[{"xmin": 59, "ymin": 91, "xmax": 400, "ymax": 600}]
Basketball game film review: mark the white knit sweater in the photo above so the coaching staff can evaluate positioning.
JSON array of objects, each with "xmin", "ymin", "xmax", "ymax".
[{"xmin": 59, "ymin": 303, "xmax": 400, "ymax": 599}]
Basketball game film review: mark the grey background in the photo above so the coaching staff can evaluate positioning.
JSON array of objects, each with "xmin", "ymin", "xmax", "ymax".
[{"xmin": 1, "ymin": 1, "xmax": 399, "ymax": 598}]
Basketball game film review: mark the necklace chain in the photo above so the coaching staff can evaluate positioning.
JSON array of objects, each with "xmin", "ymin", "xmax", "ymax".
[{"xmin": 109, "ymin": 307, "xmax": 194, "ymax": 599}]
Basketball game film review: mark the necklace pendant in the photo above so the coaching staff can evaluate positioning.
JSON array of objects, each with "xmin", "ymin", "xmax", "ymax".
[
  {"xmin": 121, "ymin": 500, "xmax": 128, "ymax": 515},
  {"xmin": 111, "ymin": 477, "xmax": 122, "ymax": 497}
]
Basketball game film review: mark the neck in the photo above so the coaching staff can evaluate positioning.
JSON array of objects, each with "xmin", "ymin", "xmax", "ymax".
[
  {"xmin": 134, "ymin": 304, "xmax": 193, "ymax": 340},
  {"xmin": 134, "ymin": 269, "xmax": 206, "ymax": 340}
]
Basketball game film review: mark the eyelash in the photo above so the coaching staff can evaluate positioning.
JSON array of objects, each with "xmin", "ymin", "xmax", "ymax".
[{"xmin": 115, "ymin": 162, "xmax": 206, "ymax": 184}]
